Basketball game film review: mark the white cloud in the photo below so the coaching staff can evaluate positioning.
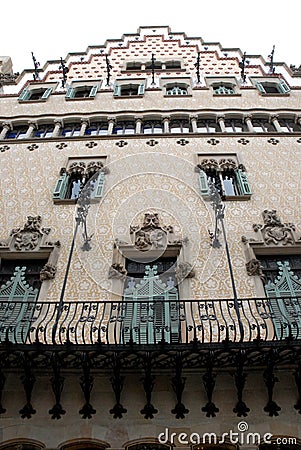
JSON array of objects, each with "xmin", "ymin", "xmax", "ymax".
[{"xmin": 2, "ymin": 0, "xmax": 300, "ymax": 72}]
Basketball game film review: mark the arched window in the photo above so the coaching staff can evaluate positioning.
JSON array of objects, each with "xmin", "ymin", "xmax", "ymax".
[
  {"xmin": 61, "ymin": 123, "xmax": 81, "ymax": 137},
  {"xmin": 224, "ymin": 118, "xmax": 247, "ymax": 133},
  {"xmin": 34, "ymin": 124, "xmax": 54, "ymax": 138},
  {"xmin": 170, "ymin": 118, "xmax": 190, "ymax": 133},
  {"xmin": 59, "ymin": 439, "xmax": 108, "ymax": 450},
  {"xmin": 142, "ymin": 120, "xmax": 163, "ymax": 134},
  {"xmin": 5, "ymin": 125, "xmax": 28, "ymax": 139},
  {"xmin": 85, "ymin": 122, "xmax": 109, "ymax": 136},
  {"xmin": 213, "ymin": 84, "xmax": 235, "ymax": 95},
  {"xmin": 166, "ymin": 84, "xmax": 188, "ymax": 95},
  {"xmin": 197, "ymin": 119, "xmax": 221, "ymax": 133},
  {"xmin": 252, "ymin": 117, "xmax": 274, "ymax": 132},
  {"xmin": 0, "ymin": 438, "xmax": 45, "ymax": 450},
  {"xmin": 113, "ymin": 121, "xmax": 135, "ymax": 135},
  {"xmin": 125, "ymin": 442, "xmax": 172, "ymax": 450}
]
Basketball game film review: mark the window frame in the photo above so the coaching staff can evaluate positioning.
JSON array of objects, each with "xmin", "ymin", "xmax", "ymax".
[
  {"xmin": 114, "ymin": 80, "xmax": 146, "ymax": 97},
  {"xmin": 52, "ymin": 156, "xmax": 107, "ymax": 204},
  {"xmin": 18, "ymin": 83, "xmax": 57, "ymax": 102},
  {"xmin": 197, "ymin": 153, "xmax": 252, "ymax": 201},
  {"xmin": 65, "ymin": 80, "xmax": 101, "ymax": 100},
  {"xmin": 252, "ymin": 77, "xmax": 290, "ymax": 95},
  {"xmin": 162, "ymin": 78, "xmax": 191, "ymax": 97}
]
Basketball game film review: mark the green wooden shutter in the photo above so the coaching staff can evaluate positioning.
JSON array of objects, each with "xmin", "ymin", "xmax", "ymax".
[
  {"xmin": 89, "ymin": 85, "xmax": 98, "ymax": 98},
  {"xmin": 114, "ymin": 85, "xmax": 121, "ymax": 96},
  {"xmin": 198, "ymin": 169, "xmax": 210, "ymax": 196},
  {"xmin": 18, "ymin": 88, "xmax": 31, "ymax": 101},
  {"xmin": 255, "ymin": 81, "xmax": 265, "ymax": 93},
  {"xmin": 41, "ymin": 87, "xmax": 53, "ymax": 100},
  {"xmin": 65, "ymin": 87, "xmax": 75, "ymax": 99},
  {"xmin": 265, "ymin": 261, "xmax": 301, "ymax": 339},
  {"xmin": 52, "ymin": 172, "xmax": 69, "ymax": 199},
  {"xmin": 93, "ymin": 171, "xmax": 105, "ymax": 198},
  {"xmin": 278, "ymin": 79, "xmax": 290, "ymax": 93},
  {"xmin": 123, "ymin": 265, "xmax": 179, "ymax": 344},
  {"xmin": 0, "ymin": 266, "xmax": 38, "ymax": 344},
  {"xmin": 138, "ymin": 83, "xmax": 145, "ymax": 95},
  {"xmin": 235, "ymin": 169, "xmax": 252, "ymax": 195}
]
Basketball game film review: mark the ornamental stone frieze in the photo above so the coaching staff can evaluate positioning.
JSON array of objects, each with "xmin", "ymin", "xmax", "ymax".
[
  {"xmin": 198, "ymin": 157, "xmax": 246, "ymax": 172},
  {"xmin": 252, "ymin": 210, "xmax": 300, "ymax": 247},
  {"xmin": 0, "ymin": 215, "xmax": 60, "ymax": 281}
]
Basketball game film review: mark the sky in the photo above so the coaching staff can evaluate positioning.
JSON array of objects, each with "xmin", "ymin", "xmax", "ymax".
[{"xmin": 1, "ymin": 0, "xmax": 300, "ymax": 74}]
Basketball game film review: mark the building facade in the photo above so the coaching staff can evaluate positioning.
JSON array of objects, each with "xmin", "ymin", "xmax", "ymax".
[{"xmin": 0, "ymin": 26, "xmax": 300, "ymax": 450}]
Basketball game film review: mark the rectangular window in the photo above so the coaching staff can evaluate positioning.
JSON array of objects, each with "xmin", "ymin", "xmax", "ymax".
[
  {"xmin": 254, "ymin": 78, "xmax": 290, "ymax": 95},
  {"xmin": 65, "ymin": 83, "xmax": 100, "ymax": 99},
  {"xmin": 18, "ymin": 84, "xmax": 55, "ymax": 102},
  {"xmin": 114, "ymin": 82, "xmax": 145, "ymax": 97}
]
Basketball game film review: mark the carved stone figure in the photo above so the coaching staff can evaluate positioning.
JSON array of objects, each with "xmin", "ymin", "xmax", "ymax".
[
  {"xmin": 40, "ymin": 263, "xmax": 57, "ymax": 281},
  {"xmin": 176, "ymin": 262, "xmax": 195, "ymax": 280},
  {"xmin": 108, "ymin": 263, "xmax": 127, "ymax": 280},
  {"xmin": 246, "ymin": 259, "xmax": 265, "ymax": 280}
]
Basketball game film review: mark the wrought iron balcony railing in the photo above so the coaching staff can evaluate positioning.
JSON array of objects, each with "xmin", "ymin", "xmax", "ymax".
[{"xmin": 0, "ymin": 297, "xmax": 300, "ymax": 346}]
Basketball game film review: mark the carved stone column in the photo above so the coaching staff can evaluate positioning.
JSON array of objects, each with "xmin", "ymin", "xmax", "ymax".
[
  {"xmin": 53, "ymin": 120, "xmax": 63, "ymax": 137},
  {"xmin": 80, "ymin": 119, "xmax": 89, "ymax": 136},
  {"xmin": 135, "ymin": 117, "xmax": 142, "ymax": 134},
  {"xmin": 108, "ymin": 117, "xmax": 116, "ymax": 135},
  {"xmin": 163, "ymin": 116, "xmax": 170, "ymax": 134},
  {"xmin": 0, "ymin": 122, "xmax": 11, "ymax": 139},
  {"xmin": 244, "ymin": 114, "xmax": 255, "ymax": 132},
  {"xmin": 270, "ymin": 114, "xmax": 282, "ymax": 132},
  {"xmin": 217, "ymin": 115, "xmax": 226, "ymax": 132},
  {"xmin": 190, "ymin": 115, "xmax": 198, "ymax": 133},
  {"xmin": 25, "ymin": 121, "xmax": 37, "ymax": 139}
]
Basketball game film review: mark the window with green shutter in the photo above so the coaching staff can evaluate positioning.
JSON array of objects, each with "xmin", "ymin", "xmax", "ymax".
[
  {"xmin": 53, "ymin": 159, "xmax": 107, "ymax": 202},
  {"xmin": 197, "ymin": 155, "xmax": 252, "ymax": 200},
  {"xmin": 257, "ymin": 255, "xmax": 301, "ymax": 339},
  {"xmin": 122, "ymin": 260, "xmax": 179, "ymax": 344},
  {"xmin": 65, "ymin": 84, "xmax": 100, "ymax": 99},
  {"xmin": 254, "ymin": 78, "xmax": 291, "ymax": 95},
  {"xmin": 0, "ymin": 261, "xmax": 46, "ymax": 344},
  {"xmin": 114, "ymin": 82, "xmax": 145, "ymax": 97},
  {"xmin": 18, "ymin": 86, "xmax": 54, "ymax": 102}
]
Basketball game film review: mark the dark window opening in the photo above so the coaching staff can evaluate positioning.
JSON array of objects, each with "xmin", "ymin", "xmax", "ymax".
[
  {"xmin": 120, "ymin": 85, "xmax": 139, "ymax": 96},
  {"xmin": 6, "ymin": 126, "xmax": 27, "ymax": 139},
  {"xmin": 0, "ymin": 259, "xmax": 47, "ymax": 292},
  {"xmin": 257, "ymin": 254, "xmax": 301, "ymax": 285}
]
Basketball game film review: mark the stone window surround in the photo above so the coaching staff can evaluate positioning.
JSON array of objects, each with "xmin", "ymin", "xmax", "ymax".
[
  {"xmin": 161, "ymin": 77, "xmax": 192, "ymax": 96},
  {"xmin": 0, "ymin": 215, "xmax": 61, "ymax": 301},
  {"xmin": 18, "ymin": 81, "xmax": 59, "ymax": 102},
  {"xmin": 205, "ymin": 76, "xmax": 239, "ymax": 96},
  {"xmin": 1, "ymin": 112, "xmax": 300, "ymax": 140},
  {"xmin": 242, "ymin": 210, "xmax": 301, "ymax": 297},
  {"xmin": 109, "ymin": 213, "xmax": 194, "ymax": 301}
]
